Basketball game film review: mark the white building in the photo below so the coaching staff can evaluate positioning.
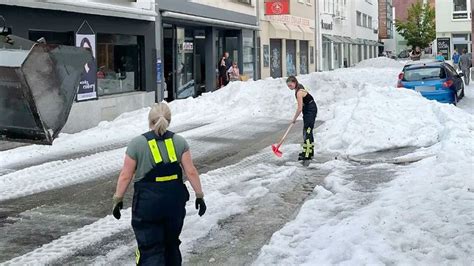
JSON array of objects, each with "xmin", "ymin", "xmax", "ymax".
[
  {"xmin": 316, "ymin": 0, "xmax": 380, "ymax": 71},
  {"xmin": 435, "ymin": 0, "xmax": 472, "ymax": 60}
]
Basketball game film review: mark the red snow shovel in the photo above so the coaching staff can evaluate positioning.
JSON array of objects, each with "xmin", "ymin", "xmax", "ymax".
[{"xmin": 271, "ymin": 123, "xmax": 295, "ymax": 157}]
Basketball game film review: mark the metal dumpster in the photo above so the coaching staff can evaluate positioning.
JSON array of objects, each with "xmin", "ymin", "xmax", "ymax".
[{"xmin": 0, "ymin": 34, "xmax": 93, "ymax": 145}]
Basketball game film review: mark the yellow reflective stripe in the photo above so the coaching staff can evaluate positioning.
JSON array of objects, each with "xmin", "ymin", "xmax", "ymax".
[
  {"xmin": 147, "ymin": 139, "xmax": 162, "ymax": 164},
  {"xmin": 164, "ymin": 138, "xmax": 177, "ymax": 163},
  {"xmin": 306, "ymin": 127, "xmax": 311, "ymax": 134},
  {"xmin": 135, "ymin": 248, "xmax": 140, "ymax": 265},
  {"xmin": 305, "ymin": 139, "xmax": 311, "ymax": 157},
  {"xmin": 155, "ymin": 174, "xmax": 178, "ymax": 182}
]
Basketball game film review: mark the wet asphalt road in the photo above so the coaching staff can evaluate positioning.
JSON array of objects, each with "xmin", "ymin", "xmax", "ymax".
[
  {"xmin": 0, "ymin": 119, "xmax": 303, "ymax": 262},
  {"xmin": 0, "ymin": 120, "xmax": 417, "ymax": 265}
]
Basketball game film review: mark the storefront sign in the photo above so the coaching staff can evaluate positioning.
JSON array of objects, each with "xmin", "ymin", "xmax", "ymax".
[
  {"xmin": 265, "ymin": 0, "xmax": 290, "ymax": 15},
  {"xmin": 75, "ymin": 21, "xmax": 98, "ymax": 102},
  {"xmin": 453, "ymin": 12, "xmax": 469, "ymax": 20},
  {"xmin": 156, "ymin": 58, "xmax": 162, "ymax": 83},
  {"xmin": 267, "ymin": 15, "xmax": 311, "ymax": 27},
  {"xmin": 321, "ymin": 20, "xmax": 333, "ymax": 30},
  {"xmin": 183, "ymin": 42, "xmax": 193, "ymax": 51},
  {"xmin": 437, "ymin": 37, "xmax": 451, "ymax": 60}
]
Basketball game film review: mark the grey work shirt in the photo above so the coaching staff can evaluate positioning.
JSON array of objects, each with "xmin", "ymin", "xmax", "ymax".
[
  {"xmin": 126, "ymin": 132, "xmax": 189, "ymax": 183},
  {"xmin": 459, "ymin": 54, "xmax": 471, "ymax": 70}
]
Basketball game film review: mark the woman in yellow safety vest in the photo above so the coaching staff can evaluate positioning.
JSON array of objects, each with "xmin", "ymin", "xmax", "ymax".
[{"xmin": 112, "ymin": 102, "xmax": 206, "ymax": 265}]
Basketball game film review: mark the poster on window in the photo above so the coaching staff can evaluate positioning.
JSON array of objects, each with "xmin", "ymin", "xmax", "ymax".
[
  {"xmin": 75, "ymin": 33, "xmax": 98, "ymax": 101},
  {"xmin": 263, "ymin": 45, "xmax": 270, "ymax": 68},
  {"xmin": 436, "ymin": 37, "xmax": 451, "ymax": 60},
  {"xmin": 270, "ymin": 39, "xmax": 282, "ymax": 78},
  {"xmin": 286, "ymin": 40, "xmax": 297, "ymax": 76},
  {"xmin": 300, "ymin": 41, "xmax": 309, "ymax": 75}
]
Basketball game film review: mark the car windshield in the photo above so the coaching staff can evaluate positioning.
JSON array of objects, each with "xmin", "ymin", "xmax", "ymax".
[{"xmin": 403, "ymin": 67, "xmax": 446, "ymax": 81}]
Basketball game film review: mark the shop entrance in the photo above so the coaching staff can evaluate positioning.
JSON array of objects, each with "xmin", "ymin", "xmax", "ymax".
[{"xmin": 163, "ymin": 24, "xmax": 207, "ymax": 101}]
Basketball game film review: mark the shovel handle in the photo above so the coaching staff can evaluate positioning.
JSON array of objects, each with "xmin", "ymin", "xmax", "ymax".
[{"xmin": 277, "ymin": 122, "xmax": 295, "ymax": 147}]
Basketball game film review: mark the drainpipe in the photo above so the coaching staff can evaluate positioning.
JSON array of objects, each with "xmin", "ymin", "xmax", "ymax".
[{"xmin": 315, "ymin": 0, "xmax": 321, "ymax": 71}]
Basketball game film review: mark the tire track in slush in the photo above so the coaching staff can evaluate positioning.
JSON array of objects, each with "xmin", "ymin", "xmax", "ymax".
[
  {"xmin": 0, "ymin": 119, "xmax": 294, "ymax": 263},
  {"xmin": 0, "ymin": 123, "xmax": 210, "ymax": 176},
  {"xmin": 2, "ymin": 144, "xmax": 298, "ymax": 265}
]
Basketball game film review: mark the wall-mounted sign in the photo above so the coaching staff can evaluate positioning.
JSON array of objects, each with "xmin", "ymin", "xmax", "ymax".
[
  {"xmin": 266, "ymin": 15, "xmax": 312, "ymax": 27},
  {"xmin": 437, "ymin": 37, "xmax": 451, "ymax": 60},
  {"xmin": 156, "ymin": 58, "xmax": 162, "ymax": 83},
  {"xmin": 453, "ymin": 12, "xmax": 469, "ymax": 19},
  {"xmin": 183, "ymin": 42, "xmax": 193, "ymax": 51},
  {"xmin": 265, "ymin": 0, "xmax": 290, "ymax": 15},
  {"xmin": 75, "ymin": 20, "xmax": 98, "ymax": 102},
  {"xmin": 321, "ymin": 20, "xmax": 333, "ymax": 30}
]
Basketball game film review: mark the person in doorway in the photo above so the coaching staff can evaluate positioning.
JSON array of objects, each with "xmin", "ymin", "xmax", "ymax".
[
  {"xmin": 286, "ymin": 76, "xmax": 318, "ymax": 161},
  {"xmin": 452, "ymin": 48, "xmax": 461, "ymax": 70},
  {"xmin": 436, "ymin": 51, "xmax": 445, "ymax": 61},
  {"xmin": 218, "ymin": 52, "xmax": 231, "ymax": 88},
  {"xmin": 410, "ymin": 46, "xmax": 422, "ymax": 61},
  {"xmin": 112, "ymin": 103, "xmax": 206, "ymax": 265},
  {"xmin": 459, "ymin": 49, "xmax": 471, "ymax": 85},
  {"xmin": 227, "ymin": 62, "xmax": 241, "ymax": 82}
]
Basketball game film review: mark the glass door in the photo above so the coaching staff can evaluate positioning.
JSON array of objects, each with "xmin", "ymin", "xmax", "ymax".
[{"xmin": 175, "ymin": 28, "xmax": 195, "ymax": 99}]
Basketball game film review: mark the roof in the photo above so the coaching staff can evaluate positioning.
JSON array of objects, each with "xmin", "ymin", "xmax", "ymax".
[{"xmin": 403, "ymin": 60, "xmax": 445, "ymax": 70}]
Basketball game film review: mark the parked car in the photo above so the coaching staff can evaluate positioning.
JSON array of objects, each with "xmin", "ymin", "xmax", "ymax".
[
  {"xmin": 398, "ymin": 49, "xmax": 411, "ymax": 59},
  {"xmin": 397, "ymin": 61, "xmax": 465, "ymax": 105}
]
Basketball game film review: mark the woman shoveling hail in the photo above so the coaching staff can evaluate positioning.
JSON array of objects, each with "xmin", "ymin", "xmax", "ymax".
[{"xmin": 272, "ymin": 76, "xmax": 318, "ymax": 164}]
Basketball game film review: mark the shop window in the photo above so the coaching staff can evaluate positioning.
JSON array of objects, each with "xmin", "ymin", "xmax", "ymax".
[
  {"xmin": 299, "ymin": 41, "xmax": 309, "ymax": 75},
  {"xmin": 96, "ymin": 34, "xmax": 141, "ymax": 96},
  {"xmin": 28, "ymin": 30, "xmax": 74, "ymax": 45},
  {"xmin": 453, "ymin": 0, "xmax": 469, "ymax": 19},
  {"xmin": 242, "ymin": 30, "xmax": 255, "ymax": 80},
  {"xmin": 270, "ymin": 39, "xmax": 282, "ymax": 78},
  {"xmin": 286, "ymin": 40, "xmax": 297, "ymax": 76},
  {"xmin": 357, "ymin": 11, "xmax": 362, "ymax": 26},
  {"xmin": 454, "ymin": 0, "xmax": 467, "ymax": 11},
  {"xmin": 176, "ymin": 28, "xmax": 195, "ymax": 99}
]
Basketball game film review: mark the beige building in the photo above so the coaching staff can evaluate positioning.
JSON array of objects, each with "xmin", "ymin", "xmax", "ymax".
[{"xmin": 259, "ymin": 0, "xmax": 316, "ymax": 78}]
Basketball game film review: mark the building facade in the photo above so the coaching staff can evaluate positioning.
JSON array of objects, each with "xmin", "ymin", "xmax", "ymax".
[
  {"xmin": 316, "ymin": 0, "xmax": 380, "ymax": 71},
  {"xmin": 0, "ymin": 0, "xmax": 157, "ymax": 133},
  {"xmin": 258, "ymin": 0, "xmax": 316, "ymax": 79},
  {"xmin": 393, "ymin": 0, "xmax": 435, "ymax": 54},
  {"xmin": 156, "ymin": 0, "xmax": 258, "ymax": 101},
  {"xmin": 379, "ymin": 0, "xmax": 395, "ymax": 54},
  {"xmin": 436, "ymin": 0, "xmax": 472, "ymax": 60}
]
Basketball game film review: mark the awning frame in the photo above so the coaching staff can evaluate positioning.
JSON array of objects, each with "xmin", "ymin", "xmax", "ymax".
[{"xmin": 161, "ymin": 11, "xmax": 260, "ymax": 30}]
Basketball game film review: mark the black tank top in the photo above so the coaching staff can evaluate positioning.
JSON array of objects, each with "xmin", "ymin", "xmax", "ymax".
[{"xmin": 295, "ymin": 84, "xmax": 314, "ymax": 105}]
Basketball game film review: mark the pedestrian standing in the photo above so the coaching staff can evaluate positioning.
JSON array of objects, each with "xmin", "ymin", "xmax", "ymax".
[
  {"xmin": 218, "ymin": 52, "xmax": 232, "ymax": 88},
  {"xmin": 436, "ymin": 52, "xmax": 445, "ymax": 61},
  {"xmin": 286, "ymin": 76, "xmax": 318, "ymax": 162},
  {"xmin": 452, "ymin": 49, "xmax": 461, "ymax": 70},
  {"xmin": 112, "ymin": 103, "xmax": 206, "ymax": 265},
  {"xmin": 459, "ymin": 49, "xmax": 471, "ymax": 85},
  {"xmin": 410, "ymin": 46, "xmax": 422, "ymax": 61},
  {"xmin": 227, "ymin": 62, "xmax": 241, "ymax": 82}
]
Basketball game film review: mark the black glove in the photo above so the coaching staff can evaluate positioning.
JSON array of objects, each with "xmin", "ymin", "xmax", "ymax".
[
  {"xmin": 195, "ymin": 198, "xmax": 206, "ymax": 216},
  {"xmin": 112, "ymin": 195, "xmax": 123, "ymax": 220}
]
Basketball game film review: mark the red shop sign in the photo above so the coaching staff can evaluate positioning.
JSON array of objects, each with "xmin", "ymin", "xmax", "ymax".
[{"xmin": 265, "ymin": 0, "xmax": 290, "ymax": 15}]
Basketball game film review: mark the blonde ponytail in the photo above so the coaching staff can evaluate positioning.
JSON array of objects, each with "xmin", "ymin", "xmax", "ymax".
[{"xmin": 148, "ymin": 103, "xmax": 171, "ymax": 136}]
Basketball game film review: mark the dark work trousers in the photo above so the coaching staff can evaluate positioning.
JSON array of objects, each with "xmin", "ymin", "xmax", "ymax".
[
  {"xmin": 462, "ymin": 68, "xmax": 470, "ymax": 85},
  {"xmin": 302, "ymin": 102, "xmax": 318, "ymax": 158},
  {"xmin": 132, "ymin": 182, "xmax": 189, "ymax": 266}
]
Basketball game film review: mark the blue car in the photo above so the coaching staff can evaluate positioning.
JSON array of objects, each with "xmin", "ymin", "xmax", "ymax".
[{"xmin": 397, "ymin": 61, "xmax": 465, "ymax": 104}]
